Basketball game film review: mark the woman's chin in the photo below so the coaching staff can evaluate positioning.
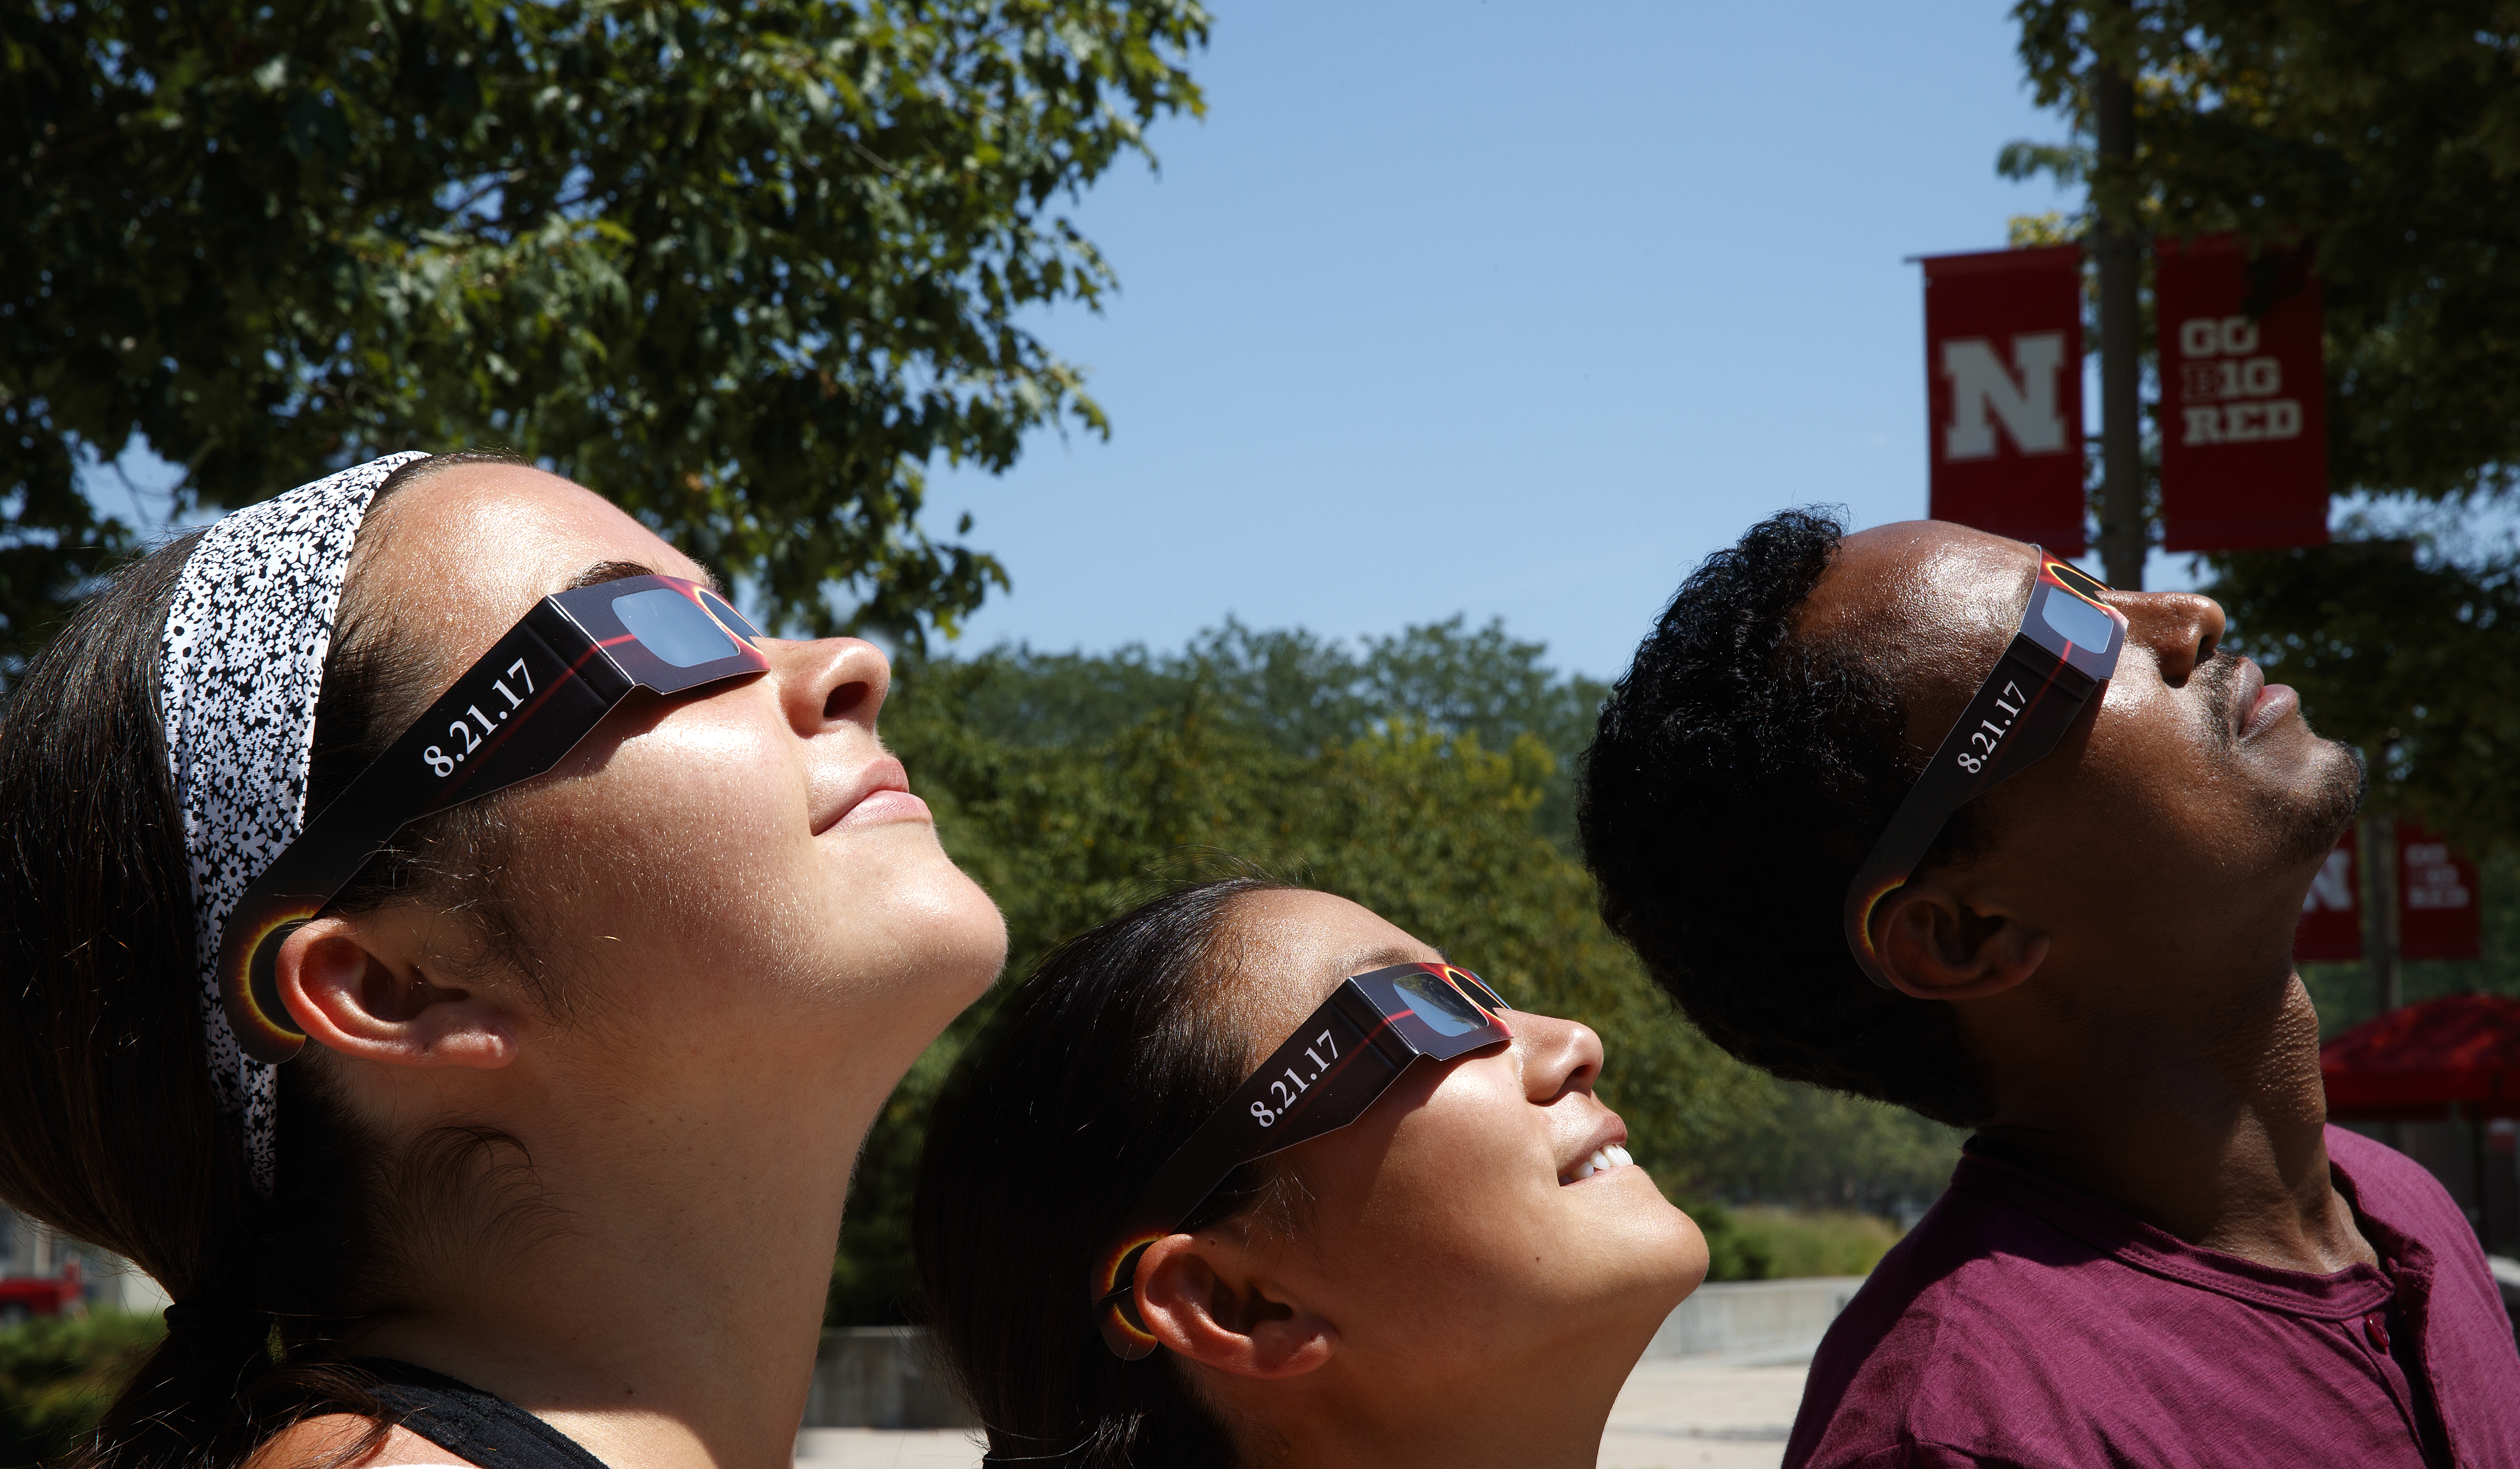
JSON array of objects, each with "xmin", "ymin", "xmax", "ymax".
[
  {"xmin": 857, "ymin": 859, "xmax": 1009, "ymax": 1013},
  {"xmin": 1574, "ymin": 1182, "xmax": 1714, "ymax": 1323}
]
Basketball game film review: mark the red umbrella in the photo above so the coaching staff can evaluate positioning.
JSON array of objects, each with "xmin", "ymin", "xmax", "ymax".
[{"xmin": 2322, "ymin": 994, "xmax": 2520, "ymax": 1120}]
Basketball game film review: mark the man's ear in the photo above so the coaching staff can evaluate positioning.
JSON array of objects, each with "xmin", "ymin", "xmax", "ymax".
[
  {"xmin": 1132, "ymin": 1232, "xmax": 1334, "ymax": 1381},
  {"xmin": 276, "ymin": 913, "xmax": 522, "ymax": 1070},
  {"xmin": 1870, "ymin": 877, "xmax": 2050, "ymax": 1002}
]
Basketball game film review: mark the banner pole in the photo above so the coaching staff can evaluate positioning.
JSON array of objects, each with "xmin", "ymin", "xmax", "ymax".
[
  {"xmin": 2368, "ymin": 810, "xmax": 2401, "ymax": 1016},
  {"xmin": 2363, "ymin": 811, "xmax": 2403, "ymax": 1150},
  {"xmin": 2094, "ymin": 59, "xmax": 2145, "ymax": 590},
  {"xmin": 2471, "ymin": 1101, "xmax": 2494, "ymax": 1248}
]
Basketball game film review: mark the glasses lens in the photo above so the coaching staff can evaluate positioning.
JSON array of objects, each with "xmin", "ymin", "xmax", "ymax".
[
  {"xmin": 698, "ymin": 588, "xmax": 764, "ymax": 644},
  {"xmin": 613, "ymin": 587, "xmax": 740, "ymax": 668},
  {"xmin": 2037, "ymin": 584, "xmax": 2116, "ymax": 650},
  {"xmin": 1390, "ymin": 967, "xmax": 1490, "ymax": 1036}
]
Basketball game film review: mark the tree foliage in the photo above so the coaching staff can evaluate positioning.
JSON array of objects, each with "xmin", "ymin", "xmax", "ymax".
[
  {"xmin": 2209, "ymin": 521, "xmax": 2520, "ymax": 849},
  {"xmin": 829, "ymin": 625, "xmax": 1962, "ymax": 1323},
  {"xmin": 2301, "ymin": 843, "xmax": 2520, "ymax": 1040},
  {"xmin": 2011, "ymin": 0, "xmax": 2520, "ymax": 502},
  {"xmin": 0, "ymin": 1311, "xmax": 163, "ymax": 1468},
  {"xmin": 2, "ymin": 0, "xmax": 1208, "ymax": 678},
  {"xmin": 2003, "ymin": 1, "xmax": 2520, "ymax": 851}
]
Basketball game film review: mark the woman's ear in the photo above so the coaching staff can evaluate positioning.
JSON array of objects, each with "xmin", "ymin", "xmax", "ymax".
[
  {"xmin": 1871, "ymin": 876, "xmax": 2050, "ymax": 1002},
  {"xmin": 276, "ymin": 913, "xmax": 522, "ymax": 1070},
  {"xmin": 1132, "ymin": 1232, "xmax": 1334, "ymax": 1381}
]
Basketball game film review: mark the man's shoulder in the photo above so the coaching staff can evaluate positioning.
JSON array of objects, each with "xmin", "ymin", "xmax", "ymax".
[
  {"xmin": 1780, "ymin": 1140, "xmax": 2520, "ymax": 1469},
  {"xmin": 1781, "ymin": 1183, "xmax": 2120, "ymax": 1467},
  {"xmin": 2325, "ymin": 1122, "xmax": 2467, "ymax": 1226}
]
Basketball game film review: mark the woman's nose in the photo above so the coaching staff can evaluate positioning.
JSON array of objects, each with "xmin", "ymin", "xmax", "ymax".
[
  {"xmin": 2109, "ymin": 590, "xmax": 2226, "ymax": 686},
  {"xmin": 771, "ymin": 636, "xmax": 892, "ymax": 736},
  {"xmin": 1516, "ymin": 1013, "xmax": 1604, "ymax": 1103}
]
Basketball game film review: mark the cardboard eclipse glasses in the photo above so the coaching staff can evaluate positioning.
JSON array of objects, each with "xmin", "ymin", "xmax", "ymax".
[
  {"xmin": 1090, "ymin": 961, "xmax": 1513, "ymax": 1361},
  {"xmin": 219, "ymin": 574, "xmax": 770, "ymax": 1064},
  {"xmin": 1840, "ymin": 550, "xmax": 2129, "ymax": 990}
]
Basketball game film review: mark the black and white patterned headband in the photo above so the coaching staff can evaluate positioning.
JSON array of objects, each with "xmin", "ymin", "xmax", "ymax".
[{"xmin": 159, "ymin": 452, "xmax": 428, "ymax": 1195}]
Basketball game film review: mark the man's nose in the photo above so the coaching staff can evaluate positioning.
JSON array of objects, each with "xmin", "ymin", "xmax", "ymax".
[{"xmin": 2109, "ymin": 590, "xmax": 2226, "ymax": 686}]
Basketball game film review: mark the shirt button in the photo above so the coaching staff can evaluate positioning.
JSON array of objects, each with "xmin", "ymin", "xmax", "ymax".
[{"xmin": 2364, "ymin": 1312, "xmax": 2390, "ymax": 1352}]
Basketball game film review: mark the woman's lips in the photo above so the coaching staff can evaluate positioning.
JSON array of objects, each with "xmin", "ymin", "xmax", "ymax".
[
  {"xmin": 834, "ymin": 788, "xmax": 932, "ymax": 830},
  {"xmin": 1559, "ymin": 1116, "xmax": 1636, "ymax": 1185},
  {"xmin": 822, "ymin": 756, "xmax": 932, "ymax": 832}
]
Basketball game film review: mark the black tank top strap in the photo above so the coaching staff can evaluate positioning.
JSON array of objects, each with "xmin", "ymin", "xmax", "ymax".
[{"xmin": 354, "ymin": 1358, "xmax": 614, "ymax": 1469}]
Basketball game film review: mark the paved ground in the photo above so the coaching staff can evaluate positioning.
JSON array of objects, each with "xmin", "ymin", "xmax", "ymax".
[
  {"xmin": 1597, "ymin": 1361, "xmax": 1806, "ymax": 1469},
  {"xmin": 792, "ymin": 1358, "xmax": 1808, "ymax": 1469}
]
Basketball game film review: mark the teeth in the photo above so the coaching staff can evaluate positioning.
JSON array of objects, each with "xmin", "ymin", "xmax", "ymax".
[{"xmin": 1563, "ymin": 1143, "xmax": 1637, "ymax": 1184}]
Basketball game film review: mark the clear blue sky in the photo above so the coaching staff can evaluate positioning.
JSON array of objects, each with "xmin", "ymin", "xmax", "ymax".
[
  {"xmin": 88, "ymin": 0, "xmax": 2136, "ymax": 678},
  {"xmin": 913, "ymin": 0, "xmax": 2101, "ymax": 676}
]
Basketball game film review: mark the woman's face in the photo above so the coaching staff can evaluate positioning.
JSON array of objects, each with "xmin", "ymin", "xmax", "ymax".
[
  {"xmin": 1217, "ymin": 890, "xmax": 1708, "ymax": 1393},
  {"xmin": 351, "ymin": 462, "xmax": 1005, "ymax": 1100}
]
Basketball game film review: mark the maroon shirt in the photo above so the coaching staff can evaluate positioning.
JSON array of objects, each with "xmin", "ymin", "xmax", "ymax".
[{"xmin": 1787, "ymin": 1127, "xmax": 2520, "ymax": 1468}]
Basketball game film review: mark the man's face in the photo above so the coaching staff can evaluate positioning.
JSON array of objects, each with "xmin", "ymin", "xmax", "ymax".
[{"xmin": 1802, "ymin": 521, "xmax": 2364, "ymax": 984}]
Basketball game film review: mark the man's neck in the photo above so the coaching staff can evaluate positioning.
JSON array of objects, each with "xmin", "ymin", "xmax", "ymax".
[{"xmin": 1966, "ymin": 970, "xmax": 2377, "ymax": 1276}]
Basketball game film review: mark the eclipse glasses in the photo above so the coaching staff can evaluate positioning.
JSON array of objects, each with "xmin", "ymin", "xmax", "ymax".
[
  {"xmin": 219, "ymin": 574, "xmax": 769, "ymax": 1063},
  {"xmin": 1841, "ymin": 550, "xmax": 2128, "ymax": 990},
  {"xmin": 1090, "ymin": 961, "xmax": 1512, "ymax": 1360}
]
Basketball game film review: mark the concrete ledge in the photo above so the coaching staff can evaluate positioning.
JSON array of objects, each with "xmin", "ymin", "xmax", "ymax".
[
  {"xmin": 1641, "ymin": 1276, "xmax": 1867, "ymax": 1367},
  {"xmin": 802, "ymin": 1278, "xmax": 1869, "ymax": 1428},
  {"xmin": 804, "ymin": 1327, "xmax": 978, "ymax": 1430}
]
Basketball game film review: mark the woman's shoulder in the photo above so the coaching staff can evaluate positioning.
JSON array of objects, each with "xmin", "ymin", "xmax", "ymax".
[{"xmin": 245, "ymin": 1413, "xmax": 485, "ymax": 1469}]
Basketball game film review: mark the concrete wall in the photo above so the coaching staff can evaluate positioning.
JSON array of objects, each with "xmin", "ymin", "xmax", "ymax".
[
  {"xmin": 1642, "ymin": 1276, "xmax": 1867, "ymax": 1366},
  {"xmin": 804, "ymin": 1327, "xmax": 978, "ymax": 1430}
]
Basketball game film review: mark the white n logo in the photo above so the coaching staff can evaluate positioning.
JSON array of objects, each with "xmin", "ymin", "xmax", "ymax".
[
  {"xmin": 2302, "ymin": 849, "xmax": 2356, "ymax": 913},
  {"xmin": 1942, "ymin": 333, "xmax": 2069, "ymax": 460}
]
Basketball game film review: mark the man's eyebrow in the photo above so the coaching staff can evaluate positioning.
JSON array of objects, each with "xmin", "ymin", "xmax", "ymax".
[{"xmin": 565, "ymin": 559, "xmax": 725, "ymax": 596}]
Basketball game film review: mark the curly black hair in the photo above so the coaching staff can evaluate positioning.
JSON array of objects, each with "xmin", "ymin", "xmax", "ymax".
[{"xmin": 1577, "ymin": 509, "xmax": 1994, "ymax": 1127}]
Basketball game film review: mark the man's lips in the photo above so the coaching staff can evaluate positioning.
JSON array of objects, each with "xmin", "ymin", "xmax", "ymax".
[
  {"xmin": 818, "ymin": 755, "xmax": 931, "ymax": 834},
  {"xmin": 2231, "ymin": 657, "xmax": 2298, "ymax": 740}
]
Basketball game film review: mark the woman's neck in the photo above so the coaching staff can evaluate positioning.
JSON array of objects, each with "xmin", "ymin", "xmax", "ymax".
[
  {"xmin": 343, "ymin": 1057, "xmax": 898, "ymax": 1469},
  {"xmin": 1227, "ymin": 1327, "xmax": 1644, "ymax": 1469}
]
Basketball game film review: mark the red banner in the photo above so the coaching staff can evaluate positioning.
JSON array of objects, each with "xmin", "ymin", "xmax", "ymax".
[
  {"xmin": 1922, "ymin": 246, "xmax": 2086, "ymax": 553},
  {"xmin": 2296, "ymin": 827, "xmax": 2362, "ymax": 961},
  {"xmin": 2155, "ymin": 236, "xmax": 2328, "ymax": 551},
  {"xmin": 2398, "ymin": 822, "xmax": 2481, "ymax": 961}
]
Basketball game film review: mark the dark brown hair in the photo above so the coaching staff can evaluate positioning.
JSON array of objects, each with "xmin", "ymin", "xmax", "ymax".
[
  {"xmin": 0, "ymin": 451, "xmax": 531, "ymax": 1468},
  {"xmin": 913, "ymin": 878, "xmax": 1305, "ymax": 1469}
]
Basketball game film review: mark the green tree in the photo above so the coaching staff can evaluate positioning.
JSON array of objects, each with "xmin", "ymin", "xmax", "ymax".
[
  {"xmin": 2, "ymin": 0, "xmax": 1208, "ymax": 679},
  {"xmin": 2002, "ymin": 1, "xmax": 2520, "ymax": 854},
  {"xmin": 916, "ymin": 617, "xmax": 1610, "ymax": 845},
  {"xmin": 0, "ymin": 1312, "xmax": 163, "ymax": 1468}
]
